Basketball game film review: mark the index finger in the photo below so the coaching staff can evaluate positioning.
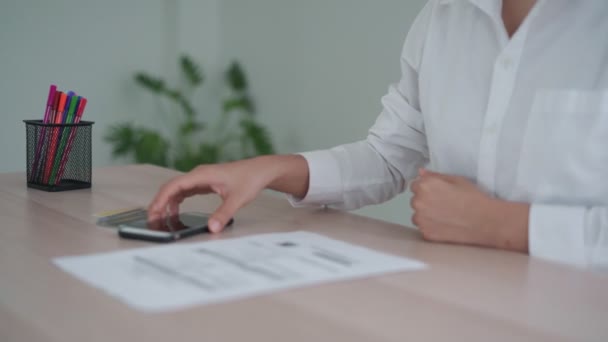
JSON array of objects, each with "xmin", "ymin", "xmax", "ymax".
[{"xmin": 147, "ymin": 175, "xmax": 190, "ymax": 220}]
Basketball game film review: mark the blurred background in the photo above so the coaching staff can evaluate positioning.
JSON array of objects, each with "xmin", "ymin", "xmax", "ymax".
[{"xmin": 0, "ymin": 0, "xmax": 426, "ymax": 225}]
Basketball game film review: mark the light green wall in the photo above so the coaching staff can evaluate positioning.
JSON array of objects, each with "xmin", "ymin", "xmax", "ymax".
[
  {"xmin": 0, "ymin": 0, "xmax": 220, "ymax": 172},
  {"xmin": 219, "ymin": 0, "xmax": 426, "ymax": 225}
]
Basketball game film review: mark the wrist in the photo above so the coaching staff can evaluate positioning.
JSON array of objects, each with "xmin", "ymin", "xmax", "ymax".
[
  {"xmin": 485, "ymin": 198, "xmax": 530, "ymax": 252},
  {"xmin": 264, "ymin": 154, "xmax": 310, "ymax": 198}
]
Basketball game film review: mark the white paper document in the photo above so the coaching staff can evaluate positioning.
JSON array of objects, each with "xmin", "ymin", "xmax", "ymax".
[{"xmin": 54, "ymin": 231, "xmax": 426, "ymax": 312}]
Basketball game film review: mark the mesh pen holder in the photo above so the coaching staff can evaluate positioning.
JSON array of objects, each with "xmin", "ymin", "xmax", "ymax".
[{"xmin": 24, "ymin": 120, "xmax": 94, "ymax": 191}]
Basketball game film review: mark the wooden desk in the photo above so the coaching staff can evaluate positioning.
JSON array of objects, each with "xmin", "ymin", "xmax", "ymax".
[{"xmin": 0, "ymin": 165, "xmax": 606, "ymax": 342}]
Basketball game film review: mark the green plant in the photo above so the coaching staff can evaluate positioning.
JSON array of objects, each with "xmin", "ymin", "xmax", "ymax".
[{"xmin": 104, "ymin": 55, "xmax": 274, "ymax": 172}]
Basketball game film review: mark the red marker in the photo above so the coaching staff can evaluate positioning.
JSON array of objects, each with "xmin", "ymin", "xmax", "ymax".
[{"xmin": 54, "ymin": 97, "xmax": 88, "ymax": 184}]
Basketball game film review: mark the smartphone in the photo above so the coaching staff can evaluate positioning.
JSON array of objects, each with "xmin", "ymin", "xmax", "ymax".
[{"xmin": 118, "ymin": 212, "xmax": 233, "ymax": 243}]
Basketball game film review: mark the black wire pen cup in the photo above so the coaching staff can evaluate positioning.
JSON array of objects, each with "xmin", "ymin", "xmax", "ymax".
[{"xmin": 24, "ymin": 120, "xmax": 94, "ymax": 192}]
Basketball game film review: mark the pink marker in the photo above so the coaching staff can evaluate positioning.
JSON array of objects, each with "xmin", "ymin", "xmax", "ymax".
[{"xmin": 30, "ymin": 85, "xmax": 57, "ymax": 182}]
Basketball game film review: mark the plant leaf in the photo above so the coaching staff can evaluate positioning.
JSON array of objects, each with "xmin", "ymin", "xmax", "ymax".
[
  {"xmin": 226, "ymin": 62, "xmax": 247, "ymax": 91},
  {"xmin": 179, "ymin": 120, "xmax": 205, "ymax": 136},
  {"xmin": 165, "ymin": 88, "xmax": 181, "ymax": 101},
  {"xmin": 133, "ymin": 129, "xmax": 169, "ymax": 166},
  {"xmin": 163, "ymin": 88, "xmax": 195, "ymax": 118},
  {"xmin": 222, "ymin": 95, "xmax": 255, "ymax": 114},
  {"xmin": 134, "ymin": 73, "xmax": 165, "ymax": 93},
  {"xmin": 197, "ymin": 143, "xmax": 221, "ymax": 164},
  {"xmin": 180, "ymin": 55, "xmax": 204, "ymax": 86},
  {"xmin": 104, "ymin": 122, "xmax": 136, "ymax": 157},
  {"xmin": 240, "ymin": 118, "xmax": 274, "ymax": 155},
  {"xmin": 178, "ymin": 97, "xmax": 196, "ymax": 118},
  {"xmin": 173, "ymin": 143, "xmax": 220, "ymax": 171},
  {"xmin": 173, "ymin": 149, "xmax": 197, "ymax": 172}
]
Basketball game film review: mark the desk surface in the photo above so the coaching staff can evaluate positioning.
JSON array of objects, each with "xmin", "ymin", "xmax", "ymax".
[{"xmin": 0, "ymin": 164, "xmax": 606, "ymax": 342}]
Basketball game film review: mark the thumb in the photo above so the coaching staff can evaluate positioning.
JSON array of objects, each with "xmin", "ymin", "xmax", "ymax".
[{"xmin": 208, "ymin": 197, "xmax": 240, "ymax": 233}]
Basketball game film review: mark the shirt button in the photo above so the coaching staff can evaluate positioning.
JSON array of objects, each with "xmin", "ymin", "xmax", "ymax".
[{"xmin": 502, "ymin": 57, "xmax": 513, "ymax": 69}]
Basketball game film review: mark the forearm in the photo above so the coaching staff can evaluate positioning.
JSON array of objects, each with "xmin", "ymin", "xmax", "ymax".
[
  {"xmin": 262, "ymin": 154, "xmax": 310, "ymax": 199},
  {"xmin": 485, "ymin": 199, "xmax": 530, "ymax": 253}
]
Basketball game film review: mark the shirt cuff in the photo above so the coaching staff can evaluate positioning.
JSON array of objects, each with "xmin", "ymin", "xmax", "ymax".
[
  {"xmin": 529, "ymin": 203, "xmax": 587, "ymax": 267},
  {"xmin": 286, "ymin": 150, "xmax": 343, "ymax": 207}
]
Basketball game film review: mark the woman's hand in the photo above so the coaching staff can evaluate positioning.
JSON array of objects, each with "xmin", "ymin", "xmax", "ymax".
[
  {"xmin": 148, "ymin": 155, "xmax": 309, "ymax": 233},
  {"xmin": 410, "ymin": 169, "xmax": 529, "ymax": 252}
]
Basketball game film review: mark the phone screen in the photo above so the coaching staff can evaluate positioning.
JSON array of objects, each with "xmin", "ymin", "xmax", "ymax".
[{"xmin": 125, "ymin": 212, "xmax": 209, "ymax": 232}]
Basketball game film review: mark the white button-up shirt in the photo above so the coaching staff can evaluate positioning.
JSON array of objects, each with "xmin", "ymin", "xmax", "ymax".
[{"xmin": 291, "ymin": 0, "xmax": 608, "ymax": 269}]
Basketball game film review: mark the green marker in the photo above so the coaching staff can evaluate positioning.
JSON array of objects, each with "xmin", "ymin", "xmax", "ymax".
[{"xmin": 49, "ymin": 95, "xmax": 80, "ymax": 185}]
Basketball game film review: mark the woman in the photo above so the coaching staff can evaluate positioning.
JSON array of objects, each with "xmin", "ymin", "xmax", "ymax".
[{"xmin": 148, "ymin": 0, "xmax": 608, "ymax": 269}]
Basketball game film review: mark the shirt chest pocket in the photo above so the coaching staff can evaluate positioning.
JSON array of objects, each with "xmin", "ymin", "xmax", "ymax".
[{"xmin": 515, "ymin": 89, "xmax": 608, "ymax": 204}]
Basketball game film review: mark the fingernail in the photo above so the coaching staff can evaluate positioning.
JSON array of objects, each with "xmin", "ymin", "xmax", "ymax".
[{"xmin": 208, "ymin": 219, "xmax": 221, "ymax": 233}]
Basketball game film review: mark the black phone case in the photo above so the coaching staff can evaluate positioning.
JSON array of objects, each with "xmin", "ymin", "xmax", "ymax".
[
  {"xmin": 118, "ymin": 227, "xmax": 205, "ymax": 243},
  {"xmin": 118, "ymin": 217, "xmax": 234, "ymax": 243}
]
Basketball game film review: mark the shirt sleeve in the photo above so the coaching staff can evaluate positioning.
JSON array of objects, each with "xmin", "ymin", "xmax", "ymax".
[
  {"xmin": 288, "ymin": 1, "xmax": 435, "ymax": 210},
  {"xmin": 529, "ymin": 204, "xmax": 608, "ymax": 269}
]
